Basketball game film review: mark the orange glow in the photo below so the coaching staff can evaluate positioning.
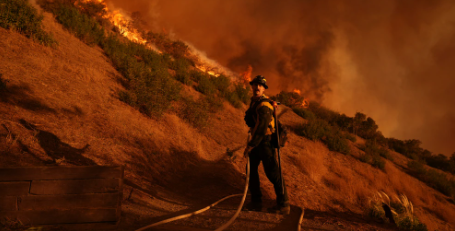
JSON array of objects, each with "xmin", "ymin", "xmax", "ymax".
[
  {"xmin": 301, "ymin": 99, "xmax": 309, "ymax": 108},
  {"xmin": 293, "ymin": 89, "xmax": 301, "ymax": 95},
  {"xmin": 195, "ymin": 64, "xmax": 220, "ymax": 77},
  {"xmin": 240, "ymin": 65, "xmax": 253, "ymax": 85},
  {"xmin": 78, "ymin": 0, "xmax": 155, "ymax": 48}
]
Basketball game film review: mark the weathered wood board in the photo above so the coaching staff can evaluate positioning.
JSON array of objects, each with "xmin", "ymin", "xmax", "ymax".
[{"xmin": 0, "ymin": 166, "xmax": 123, "ymax": 225}]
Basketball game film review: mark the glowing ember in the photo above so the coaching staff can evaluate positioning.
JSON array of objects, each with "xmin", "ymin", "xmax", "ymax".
[{"xmin": 293, "ymin": 89, "xmax": 301, "ymax": 95}]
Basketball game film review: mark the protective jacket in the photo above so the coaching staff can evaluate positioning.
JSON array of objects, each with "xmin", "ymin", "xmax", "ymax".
[{"xmin": 245, "ymin": 95, "xmax": 275, "ymax": 147}]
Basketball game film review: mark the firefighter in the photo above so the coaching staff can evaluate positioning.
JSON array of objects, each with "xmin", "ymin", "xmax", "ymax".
[{"xmin": 243, "ymin": 75, "xmax": 290, "ymax": 215}]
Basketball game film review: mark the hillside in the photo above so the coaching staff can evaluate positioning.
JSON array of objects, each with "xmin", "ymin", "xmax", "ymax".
[{"xmin": 1, "ymin": 6, "xmax": 455, "ymax": 231}]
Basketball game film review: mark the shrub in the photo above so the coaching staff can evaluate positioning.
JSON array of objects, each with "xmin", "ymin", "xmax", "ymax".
[
  {"xmin": 224, "ymin": 91, "xmax": 242, "ymax": 108},
  {"xmin": 293, "ymin": 108, "xmax": 316, "ymax": 121},
  {"xmin": 407, "ymin": 160, "xmax": 455, "ymax": 200},
  {"xmin": 233, "ymin": 82, "xmax": 250, "ymax": 104},
  {"xmin": 296, "ymin": 119, "xmax": 350, "ymax": 154},
  {"xmin": 326, "ymin": 132, "xmax": 350, "ymax": 155},
  {"xmin": 0, "ymin": 0, "xmax": 56, "ymax": 46},
  {"xmin": 101, "ymin": 35, "xmax": 181, "ymax": 117},
  {"xmin": 195, "ymin": 72, "xmax": 216, "ymax": 95},
  {"xmin": 379, "ymin": 148, "xmax": 393, "ymax": 161},
  {"xmin": 54, "ymin": 4, "xmax": 104, "ymax": 45},
  {"xmin": 212, "ymin": 74, "xmax": 231, "ymax": 96},
  {"xmin": 181, "ymin": 97, "xmax": 210, "ymax": 129},
  {"xmin": 345, "ymin": 133, "xmax": 357, "ymax": 142},
  {"xmin": 371, "ymin": 155, "xmax": 386, "ymax": 170},
  {"xmin": 366, "ymin": 192, "xmax": 428, "ymax": 231},
  {"xmin": 296, "ymin": 119, "xmax": 331, "ymax": 141},
  {"xmin": 145, "ymin": 32, "xmax": 189, "ymax": 59},
  {"xmin": 171, "ymin": 58, "xmax": 191, "ymax": 85}
]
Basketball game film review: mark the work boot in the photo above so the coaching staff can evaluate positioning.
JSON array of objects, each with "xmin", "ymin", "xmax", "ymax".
[
  {"xmin": 244, "ymin": 201, "xmax": 263, "ymax": 211},
  {"xmin": 267, "ymin": 204, "xmax": 290, "ymax": 215}
]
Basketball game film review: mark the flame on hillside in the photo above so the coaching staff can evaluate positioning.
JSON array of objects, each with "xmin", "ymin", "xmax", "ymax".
[
  {"xmin": 292, "ymin": 89, "xmax": 309, "ymax": 108},
  {"xmin": 240, "ymin": 65, "xmax": 253, "ymax": 85},
  {"xmin": 78, "ymin": 0, "xmax": 237, "ymax": 78},
  {"xmin": 79, "ymin": 0, "xmax": 148, "ymax": 45}
]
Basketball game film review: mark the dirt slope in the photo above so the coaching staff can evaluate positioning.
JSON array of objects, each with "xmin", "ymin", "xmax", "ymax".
[{"xmin": 1, "ymin": 11, "xmax": 455, "ymax": 231}]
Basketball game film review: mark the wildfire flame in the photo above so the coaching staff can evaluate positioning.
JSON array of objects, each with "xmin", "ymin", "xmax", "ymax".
[
  {"xmin": 240, "ymin": 65, "xmax": 253, "ymax": 85},
  {"xmin": 195, "ymin": 64, "xmax": 220, "ymax": 77},
  {"xmin": 293, "ymin": 89, "xmax": 301, "ymax": 95},
  {"xmin": 77, "ymin": 0, "xmax": 235, "ymax": 78}
]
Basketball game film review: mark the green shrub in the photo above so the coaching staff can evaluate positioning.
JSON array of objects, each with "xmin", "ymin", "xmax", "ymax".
[
  {"xmin": 293, "ymin": 108, "xmax": 316, "ymax": 121},
  {"xmin": 379, "ymin": 148, "xmax": 393, "ymax": 160},
  {"xmin": 54, "ymin": 4, "xmax": 104, "ymax": 45},
  {"xmin": 297, "ymin": 119, "xmax": 331, "ymax": 141},
  {"xmin": 224, "ymin": 91, "xmax": 242, "ymax": 108},
  {"xmin": 345, "ymin": 133, "xmax": 357, "ymax": 142},
  {"xmin": 408, "ymin": 160, "xmax": 455, "ymax": 200},
  {"xmin": 371, "ymin": 155, "xmax": 386, "ymax": 170},
  {"xmin": 195, "ymin": 72, "xmax": 216, "ymax": 95},
  {"xmin": 0, "ymin": 0, "xmax": 56, "ymax": 46},
  {"xmin": 171, "ymin": 58, "xmax": 191, "ymax": 85},
  {"xmin": 212, "ymin": 74, "xmax": 231, "ymax": 96},
  {"xmin": 233, "ymin": 82, "xmax": 250, "ymax": 104},
  {"xmin": 101, "ymin": 35, "xmax": 181, "ymax": 117},
  {"xmin": 181, "ymin": 97, "xmax": 210, "ymax": 129},
  {"xmin": 326, "ymin": 132, "xmax": 350, "ymax": 155},
  {"xmin": 118, "ymin": 90, "xmax": 136, "ymax": 106}
]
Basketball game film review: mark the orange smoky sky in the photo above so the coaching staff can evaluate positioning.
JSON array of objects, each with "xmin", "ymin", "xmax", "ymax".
[{"xmin": 105, "ymin": 0, "xmax": 455, "ymax": 156}]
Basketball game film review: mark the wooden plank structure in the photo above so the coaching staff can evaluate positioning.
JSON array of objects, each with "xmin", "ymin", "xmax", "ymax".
[{"xmin": 0, "ymin": 166, "xmax": 123, "ymax": 225}]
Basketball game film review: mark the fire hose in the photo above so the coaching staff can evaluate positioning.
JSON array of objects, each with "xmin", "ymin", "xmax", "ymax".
[{"xmin": 135, "ymin": 128, "xmax": 304, "ymax": 231}]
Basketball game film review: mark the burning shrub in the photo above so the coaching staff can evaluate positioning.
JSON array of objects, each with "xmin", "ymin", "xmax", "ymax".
[
  {"xmin": 54, "ymin": 4, "xmax": 104, "ymax": 45},
  {"xmin": 0, "ymin": 0, "xmax": 56, "ymax": 46}
]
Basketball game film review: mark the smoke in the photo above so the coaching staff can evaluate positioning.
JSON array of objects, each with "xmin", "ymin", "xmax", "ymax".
[{"xmin": 105, "ymin": 0, "xmax": 455, "ymax": 155}]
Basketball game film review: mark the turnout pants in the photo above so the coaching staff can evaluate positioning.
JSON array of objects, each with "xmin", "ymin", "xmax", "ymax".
[{"xmin": 248, "ymin": 137, "xmax": 289, "ymax": 207}]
